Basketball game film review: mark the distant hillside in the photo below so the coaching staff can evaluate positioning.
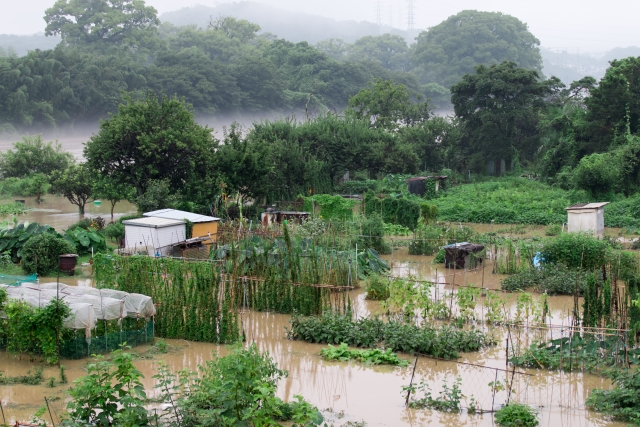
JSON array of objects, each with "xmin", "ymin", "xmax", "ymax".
[
  {"xmin": 542, "ymin": 46, "xmax": 640, "ymax": 85},
  {"xmin": 0, "ymin": 33, "xmax": 60, "ymax": 56},
  {"xmin": 160, "ymin": 2, "xmax": 414, "ymax": 44}
]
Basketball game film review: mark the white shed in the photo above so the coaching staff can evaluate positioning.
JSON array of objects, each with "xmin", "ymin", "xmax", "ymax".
[
  {"xmin": 565, "ymin": 202, "xmax": 609, "ymax": 237},
  {"xmin": 122, "ymin": 217, "xmax": 186, "ymax": 256}
]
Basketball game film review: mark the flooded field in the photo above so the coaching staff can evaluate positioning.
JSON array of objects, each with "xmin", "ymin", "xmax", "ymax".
[
  {"xmin": 2, "ymin": 195, "xmax": 136, "ymax": 231},
  {"xmin": 0, "ymin": 202, "xmax": 630, "ymax": 426}
]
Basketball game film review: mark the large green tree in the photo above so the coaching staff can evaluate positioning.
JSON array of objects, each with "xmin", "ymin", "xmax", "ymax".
[
  {"xmin": 347, "ymin": 79, "xmax": 430, "ymax": 130},
  {"xmin": 347, "ymin": 34, "xmax": 409, "ymax": 71},
  {"xmin": 451, "ymin": 61, "xmax": 559, "ymax": 172},
  {"xmin": 0, "ymin": 135, "xmax": 73, "ymax": 178},
  {"xmin": 585, "ymin": 56, "xmax": 640, "ymax": 152},
  {"xmin": 84, "ymin": 93, "xmax": 217, "ymax": 205},
  {"xmin": 51, "ymin": 163, "xmax": 94, "ymax": 214},
  {"xmin": 413, "ymin": 10, "xmax": 543, "ymax": 87},
  {"xmin": 44, "ymin": 0, "xmax": 159, "ymax": 49}
]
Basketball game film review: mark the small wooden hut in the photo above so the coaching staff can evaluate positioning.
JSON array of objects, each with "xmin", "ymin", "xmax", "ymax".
[{"xmin": 443, "ymin": 242, "xmax": 485, "ymax": 269}]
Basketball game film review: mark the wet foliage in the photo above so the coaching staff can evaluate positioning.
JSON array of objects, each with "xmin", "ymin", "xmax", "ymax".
[
  {"xmin": 364, "ymin": 274, "xmax": 389, "ymax": 301},
  {"xmin": 319, "ymin": 343, "xmax": 409, "ymax": 366},
  {"xmin": 587, "ymin": 369, "xmax": 640, "ymax": 425},
  {"xmin": 500, "ymin": 264, "xmax": 588, "ymax": 295},
  {"xmin": 495, "ymin": 403, "xmax": 539, "ymax": 427},
  {"xmin": 288, "ymin": 314, "xmax": 495, "ymax": 359},
  {"xmin": 510, "ymin": 336, "xmax": 640, "ymax": 372},
  {"xmin": 0, "ymin": 367, "xmax": 44, "ymax": 385},
  {"xmin": 405, "ymin": 376, "xmax": 466, "ymax": 412}
]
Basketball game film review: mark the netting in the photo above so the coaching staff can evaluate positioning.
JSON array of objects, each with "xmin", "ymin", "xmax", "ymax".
[
  {"xmin": 59, "ymin": 321, "xmax": 154, "ymax": 359},
  {"xmin": 0, "ymin": 273, "xmax": 38, "ymax": 286}
]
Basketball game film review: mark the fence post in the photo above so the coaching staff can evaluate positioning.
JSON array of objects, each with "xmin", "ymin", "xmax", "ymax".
[{"xmin": 405, "ymin": 355, "xmax": 419, "ymax": 406}]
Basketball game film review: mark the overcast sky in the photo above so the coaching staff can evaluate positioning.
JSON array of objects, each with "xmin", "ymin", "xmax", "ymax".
[{"xmin": 5, "ymin": 0, "xmax": 639, "ymax": 52}]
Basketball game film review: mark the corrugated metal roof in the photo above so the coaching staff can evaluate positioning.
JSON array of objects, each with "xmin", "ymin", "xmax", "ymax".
[
  {"xmin": 144, "ymin": 209, "xmax": 221, "ymax": 223},
  {"xmin": 123, "ymin": 217, "xmax": 186, "ymax": 228},
  {"xmin": 565, "ymin": 202, "xmax": 610, "ymax": 210}
]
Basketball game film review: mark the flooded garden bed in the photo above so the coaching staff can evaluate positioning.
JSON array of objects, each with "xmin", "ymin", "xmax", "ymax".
[{"xmin": 0, "ymin": 199, "xmax": 636, "ymax": 426}]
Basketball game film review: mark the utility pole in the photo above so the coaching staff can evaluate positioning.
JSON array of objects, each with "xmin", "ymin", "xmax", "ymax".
[{"xmin": 406, "ymin": 0, "xmax": 415, "ymax": 32}]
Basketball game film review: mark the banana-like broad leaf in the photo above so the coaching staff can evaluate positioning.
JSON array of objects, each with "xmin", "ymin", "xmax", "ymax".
[
  {"xmin": 18, "ymin": 222, "xmax": 39, "ymax": 241},
  {"xmin": 88, "ymin": 232, "xmax": 102, "ymax": 243}
]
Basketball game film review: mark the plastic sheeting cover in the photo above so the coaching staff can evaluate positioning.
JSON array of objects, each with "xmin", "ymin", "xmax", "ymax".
[{"xmin": 39, "ymin": 283, "xmax": 156, "ymax": 319}]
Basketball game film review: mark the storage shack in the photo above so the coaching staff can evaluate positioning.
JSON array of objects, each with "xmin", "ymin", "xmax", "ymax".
[
  {"xmin": 261, "ymin": 209, "xmax": 310, "ymax": 226},
  {"xmin": 443, "ymin": 242, "xmax": 485, "ymax": 269},
  {"xmin": 406, "ymin": 176, "xmax": 448, "ymax": 196},
  {"xmin": 565, "ymin": 202, "xmax": 609, "ymax": 237},
  {"xmin": 123, "ymin": 217, "xmax": 186, "ymax": 256},
  {"xmin": 144, "ymin": 209, "xmax": 221, "ymax": 240}
]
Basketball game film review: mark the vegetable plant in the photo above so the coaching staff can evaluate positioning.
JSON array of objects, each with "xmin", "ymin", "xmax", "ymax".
[
  {"xmin": 495, "ymin": 403, "xmax": 539, "ymax": 427},
  {"xmin": 320, "ymin": 343, "xmax": 409, "ymax": 366}
]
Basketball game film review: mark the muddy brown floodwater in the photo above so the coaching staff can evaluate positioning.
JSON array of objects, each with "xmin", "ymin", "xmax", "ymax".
[
  {"xmin": 3, "ymin": 195, "xmax": 137, "ymax": 232},
  {"xmin": 0, "ymin": 210, "xmax": 629, "ymax": 426}
]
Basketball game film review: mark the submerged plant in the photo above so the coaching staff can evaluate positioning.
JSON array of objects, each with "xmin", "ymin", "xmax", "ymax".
[
  {"xmin": 320, "ymin": 343, "xmax": 409, "ymax": 366},
  {"xmin": 495, "ymin": 403, "xmax": 539, "ymax": 427},
  {"xmin": 405, "ymin": 376, "xmax": 465, "ymax": 412}
]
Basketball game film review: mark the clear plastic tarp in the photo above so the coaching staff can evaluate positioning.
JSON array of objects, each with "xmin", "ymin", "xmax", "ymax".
[
  {"xmin": 0, "ymin": 283, "xmax": 156, "ymax": 336},
  {"xmin": 39, "ymin": 283, "xmax": 156, "ymax": 319}
]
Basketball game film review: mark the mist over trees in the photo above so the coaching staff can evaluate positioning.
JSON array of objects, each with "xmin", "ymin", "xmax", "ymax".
[{"xmin": 0, "ymin": 0, "xmax": 639, "ymax": 211}]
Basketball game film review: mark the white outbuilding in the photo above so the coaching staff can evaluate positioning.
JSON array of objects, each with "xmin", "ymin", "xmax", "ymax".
[
  {"xmin": 122, "ymin": 217, "xmax": 187, "ymax": 256},
  {"xmin": 565, "ymin": 202, "xmax": 609, "ymax": 237}
]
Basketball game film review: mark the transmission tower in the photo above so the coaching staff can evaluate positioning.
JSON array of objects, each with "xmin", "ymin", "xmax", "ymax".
[
  {"xmin": 375, "ymin": 0, "xmax": 382, "ymax": 27},
  {"xmin": 406, "ymin": 0, "xmax": 415, "ymax": 31}
]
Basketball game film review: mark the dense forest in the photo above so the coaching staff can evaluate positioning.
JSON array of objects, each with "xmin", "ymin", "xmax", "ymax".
[
  {"xmin": 0, "ymin": 0, "xmax": 639, "ymax": 217},
  {"xmin": 0, "ymin": 1, "xmax": 546, "ymax": 132}
]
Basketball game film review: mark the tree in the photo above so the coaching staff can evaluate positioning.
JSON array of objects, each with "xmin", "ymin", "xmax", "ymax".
[
  {"xmin": 44, "ymin": 0, "xmax": 159, "ymax": 49},
  {"xmin": 51, "ymin": 164, "xmax": 94, "ymax": 215},
  {"xmin": 135, "ymin": 179, "xmax": 179, "ymax": 213},
  {"xmin": 347, "ymin": 34, "xmax": 409, "ymax": 71},
  {"xmin": 573, "ymin": 152, "xmax": 619, "ymax": 197},
  {"xmin": 347, "ymin": 79, "xmax": 431, "ymax": 130},
  {"xmin": 0, "ymin": 135, "xmax": 73, "ymax": 178},
  {"xmin": 585, "ymin": 56, "xmax": 640, "ymax": 152},
  {"xmin": 413, "ymin": 10, "xmax": 543, "ymax": 87},
  {"xmin": 93, "ymin": 178, "xmax": 135, "ymax": 221},
  {"xmin": 84, "ymin": 93, "xmax": 217, "ymax": 200},
  {"xmin": 451, "ymin": 61, "xmax": 558, "ymax": 171},
  {"xmin": 24, "ymin": 173, "xmax": 51, "ymax": 204}
]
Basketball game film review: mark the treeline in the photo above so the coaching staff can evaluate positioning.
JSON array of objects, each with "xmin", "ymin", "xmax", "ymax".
[
  {"xmin": 3, "ymin": 54, "xmax": 640, "ymax": 218},
  {"xmin": 0, "ymin": 1, "xmax": 545, "ymax": 132}
]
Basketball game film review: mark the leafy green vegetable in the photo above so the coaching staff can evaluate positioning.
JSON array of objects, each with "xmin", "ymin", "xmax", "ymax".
[{"xmin": 320, "ymin": 343, "xmax": 409, "ymax": 366}]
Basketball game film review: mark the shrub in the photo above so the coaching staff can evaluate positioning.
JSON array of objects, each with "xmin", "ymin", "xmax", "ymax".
[
  {"xmin": 363, "ymin": 192, "xmax": 421, "ymax": 230},
  {"xmin": 21, "ymin": 232, "xmax": 77, "ymax": 276},
  {"xmin": 303, "ymin": 194, "xmax": 356, "ymax": 220},
  {"xmin": 500, "ymin": 264, "xmax": 588, "ymax": 295},
  {"xmin": 586, "ymin": 369, "xmax": 640, "ymax": 425},
  {"xmin": 434, "ymin": 248, "xmax": 445, "ymax": 263},
  {"xmin": 288, "ymin": 314, "xmax": 495, "ymax": 359},
  {"xmin": 540, "ymin": 233, "xmax": 609, "ymax": 271},
  {"xmin": 66, "ymin": 347, "xmax": 148, "ymax": 426},
  {"xmin": 335, "ymin": 180, "xmax": 380, "ymax": 194},
  {"xmin": 358, "ymin": 214, "xmax": 391, "ymax": 254},
  {"xmin": 545, "ymin": 224, "xmax": 562, "ymax": 236},
  {"xmin": 180, "ymin": 344, "xmax": 323, "ymax": 426},
  {"xmin": 495, "ymin": 403, "xmax": 539, "ymax": 427},
  {"xmin": 104, "ymin": 222, "xmax": 125, "ymax": 242},
  {"xmin": 365, "ymin": 274, "xmax": 389, "ymax": 300}
]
